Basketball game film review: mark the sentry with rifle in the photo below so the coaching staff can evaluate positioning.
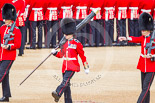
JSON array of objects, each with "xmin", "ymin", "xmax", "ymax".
[
  {"xmin": 19, "ymin": 9, "xmax": 100, "ymax": 86},
  {"xmin": 0, "ymin": 3, "xmax": 22, "ymax": 102},
  {"xmin": 118, "ymin": 12, "xmax": 155, "ymax": 103}
]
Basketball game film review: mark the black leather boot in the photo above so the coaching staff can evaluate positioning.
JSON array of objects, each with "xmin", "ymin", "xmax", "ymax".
[
  {"xmin": 0, "ymin": 97, "xmax": 9, "ymax": 102},
  {"xmin": 51, "ymin": 91, "xmax": 60, "ymax": 102}
]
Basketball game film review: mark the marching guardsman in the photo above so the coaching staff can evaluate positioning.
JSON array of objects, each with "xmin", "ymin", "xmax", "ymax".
[
  {"xmin": 89, "ymin": 0, "xmax": 103, "ymax": 47},
  {"xmin": 102, "ymin": 0, "xmax": 116, "ymax": 46},
  {"xmin": 51, "ymin": 18, "xmax": 89, "ymax": 103},
  {"xmin": 44, "ymin": 0, "xmax": 60, "ymax": 48},
  {"xmin": 127, "ymin": 0, "xmax": 140, "ymax": 46},
  {"xmin": 119, "ymin": 12, "xmax": 155, "ymax": 103},
  {"xmin": 27, "ymin": 0, "xmax": 46, "ymax": 49},
  {"xmin": 115, "ymin": 0, "xmax": 129, "ymax": 46},
  {"xmin": 58, "ymin": 0, "xmax": 74, "ymax": 43},
  {"xmin": 73, "ymin": 0, "xmax": 91, "ymax": 47},
  {"xmin": 0, "ymin": 3, "xmax": 21, "ymax": 102}
]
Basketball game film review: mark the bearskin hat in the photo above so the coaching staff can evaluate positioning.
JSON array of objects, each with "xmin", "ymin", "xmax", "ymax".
[
  {"xmin": 138, "ymin": 12, "xmax": 153, "ymax": 31},
  {"xmin": 2, "ymin": 3, "xmax": 16, "ymax": 21},
  {"xmin": 60, "ymin": 18, "xmax": 76, "ymax": 35}
]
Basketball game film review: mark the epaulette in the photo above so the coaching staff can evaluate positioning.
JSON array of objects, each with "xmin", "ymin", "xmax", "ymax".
[{"xmin": 74, "ymin": 39, "xmax": 80, "ymax": 43}]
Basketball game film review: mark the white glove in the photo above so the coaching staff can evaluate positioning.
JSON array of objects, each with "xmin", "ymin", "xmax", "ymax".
[
  {"xmin": 51, "ymin": 49, "xmax": 57, "ymax": 55},
  {"xmin": 85, "ymin": 69, "xmax": 89, "ymax": 74}
]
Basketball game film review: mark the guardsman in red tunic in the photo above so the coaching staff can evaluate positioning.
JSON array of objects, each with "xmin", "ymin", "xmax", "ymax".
[
  {"xmin": 102, "ymin": 0, "xmax": 116, "ymax": 46},
  {"xmin": 89, "ymin": 0, "xmax": 103, "ymax": 47},
  {"xmin": 73, "ymin": 0, "xmax": 91, "ymax": 47},
  {"xmin": 115, "ymin": 0, "xmax": 129, "ymax": 46},
  {"xmin": 127, "ymin": 0, "xmax": 140, "ymax": 46},
  {"xmin": 5, "ymin": 0, "xmax": 26, "ymax": 56},
  {"xmin": 119, "ymin": 12, "xmax": 155, "ymax": 103},
  {"xmin": 0, "ymin": 3, "xmax": 21, "ymax": 102},
  {"xmin": 44, "ymin": 0, "xmax": 60, "ymax": 48},
  {"xmin": 51, "ymin": 18, "xmax": 89, "ymax": 103},
  {"xmin": 27, "ymin": 0, "xmax": 46, "ymax": 49}
]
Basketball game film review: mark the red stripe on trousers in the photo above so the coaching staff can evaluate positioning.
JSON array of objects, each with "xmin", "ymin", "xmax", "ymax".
[
  {"xmin": 0, "ymin": 61, "xmax": 13, "ymax": 82},
  {"xmin": 59, "ymin": 72, "xmax": 74, "ymax": 95},
  {"xmin": 141, "ymin": 72, "xmax": 154, "ymax": 103}
]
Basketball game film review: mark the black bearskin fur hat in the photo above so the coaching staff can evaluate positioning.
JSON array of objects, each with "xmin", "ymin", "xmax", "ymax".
[
  {"xmin": 60, "ymin": 18, "xmax": 76, "ymax": 35},
  {"xmin": 139, "ymin": 12, "xmax": 153, "ymax": 31},
  {"xmin": 2, "ymin": 3, "xmax": 16, "ymax": 21}
]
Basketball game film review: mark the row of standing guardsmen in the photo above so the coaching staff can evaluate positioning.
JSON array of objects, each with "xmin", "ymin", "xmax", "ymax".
[{"xmin": 1, "ymin": 0, "xmax": 155, "ymax": 56}]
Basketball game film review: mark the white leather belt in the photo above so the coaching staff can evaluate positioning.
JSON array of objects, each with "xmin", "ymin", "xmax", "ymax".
[
  {"xmin": 90, "ymin": 7, "xmax": 101, "ymax": 10},
  {"xmin": 141, "ymin": 54, "xmax": 147, "ymax": 58},
  {"xmin": 141, "ymin": 54, "xmax": 155, "ymax": 58},
  {"xmin": 141, "ymin": 9, "xmax": 151, "ymax": 12},
  {"xmin": 76, "ymin": 6, "xmax": 87, "ymax": 9},
  {"xmin": 63, "ymin": 57, "xmax": 76, "ymax": 60},
  {"xmin": 32, "ymin": 8, "xmax": 43, "ymax": 10},
  {"xmin": 129, "ymin": 7, "xmax": 138, "ymax": 10},
  {"xmin": 61, "ymin": 6, "xmax": 71, "ymax": 9},
  {"xmin": 104, "ymin": 7, "xmax": 114, "ymax": 10},
  {"xmin": 118, "ymin": 7, "xmax": 127, "ymax": 10},
  {"xmin": 47, "ymin": 7, "xmax": 57, "ymax": 10}
]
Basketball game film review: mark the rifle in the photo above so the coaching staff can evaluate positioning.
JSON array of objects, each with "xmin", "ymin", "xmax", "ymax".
[
  {"xmin": 19, "ymin": 9, "xmax": 100, "ymax": 86},
  {"xmin": 3, "ymin": 11, "xmax": 19, "ymax": 45},
  {"xmin": 145, "ymin": 30, "xmax": 155, "ymax": 61}
]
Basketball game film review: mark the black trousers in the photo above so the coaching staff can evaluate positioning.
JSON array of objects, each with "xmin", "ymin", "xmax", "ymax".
[
  {"xmin": 24, "ymin": 18, "xmax": 31, "ymax": 44},
  {"xmin": 56, "ymin": 71, "xmax": 75, "ymax": 103},
  {"xmin": 116, "ymin": 19, "xmax": 126, "ymax": 42},
  {"xmin": 137, "ymin": 72, "xmax": 155, "ymax": 103},
  {"xmin": 29, "ymin": 21, "xmax": 43, "ymax": 48},
  {"xmin": 44, "ymin": 20, "xmax": 58, "ymax": 48},
  {"xmin": 58, "ymin": 19, "xmax": 63, "ymax": 43},
  {"xmin": 19, "ymin": 26, "xmax": 25, "ymax": 55},
  {"xmin": 128, "ymin": 19, "xmax": 140, "ymax": 37},
  {"xmin": 90, "ymin": 20, "xmax": 102, "ymax": 47},
  {"xmin": 76, "ymin": 19, "xmax": 87, "ymax": 46},
  {"xmin": 104, "ymin": 19, "xmax": 114, "ymax": 46},
  {"xmin": 0, "ymin": 60, "xmax": 14, "ymax": 97}
]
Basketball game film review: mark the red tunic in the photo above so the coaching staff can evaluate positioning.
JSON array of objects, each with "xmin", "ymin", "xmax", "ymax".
[
  {"xmin": 128, "ymin": 36, "xmax": 155, "ymax": 72},
  {"xmin": 127, "ymin": 0, "xmax": 140, "ymax": 19},
  {"xmin": 139, "ymin": 0, "xmax": 154, "ymax": 15},
  {"xmin": 58, "ymin": 0, "xmax": 74, "ymax": 19},
  {"xmin": 115, "ymin": 0, "xmax": 129, "ymax": 19},
  {"xmin": 55, "ymin": 39, "xmax": 88, "ymax": 73},
  {"xmin": 152, "ymin": 0, "xmax": 155, "ymax": 19},
  {"xmin": 0, "ymin": 24, "xmax": 21, "ymax": 61},
  {"xmin": 44, "ymin": 0, "xmax": 60, "ymax": 21},
  {"xmin": 89, "ymin": 0, "xmax": 103, "ymax": 20},
  {"xmin": 102, "ymin": 0, "xmax": 116, "ymax": 20},
  {"xmin": 29, "ymin": 0, "xmax": 46, "ymax": 21},
  {"xmin": 73, "ymin": 0, "xmax": 91, "ymax": 19}
]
